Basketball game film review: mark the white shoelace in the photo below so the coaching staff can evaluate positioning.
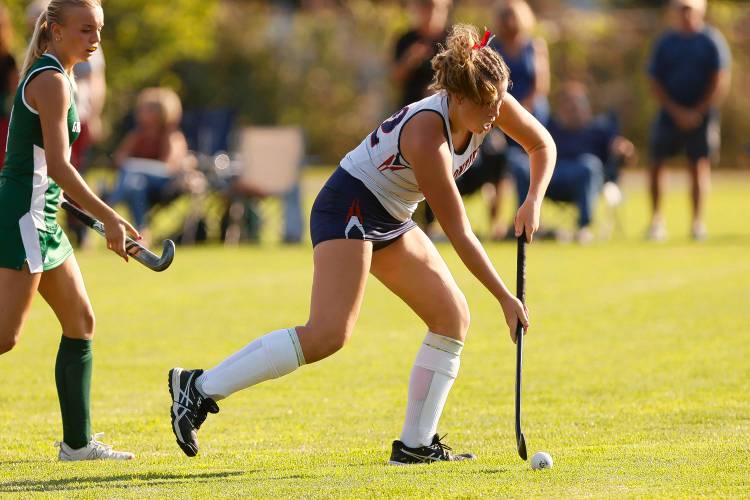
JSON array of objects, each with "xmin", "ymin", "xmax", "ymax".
[{"xmin": 87, "ymin": 433, "xmax": 115, "ymax": 458}]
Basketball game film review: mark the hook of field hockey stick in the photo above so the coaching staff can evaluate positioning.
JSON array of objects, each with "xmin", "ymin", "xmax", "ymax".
[{"xmin": 61, "ymin": 200, "xmax": 175, "ymax": 272}]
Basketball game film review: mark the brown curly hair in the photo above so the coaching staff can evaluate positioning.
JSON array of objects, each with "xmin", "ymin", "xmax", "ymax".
[{"xmin": 430, "ymin": 24, "xmax": 510, "ymax": 105}]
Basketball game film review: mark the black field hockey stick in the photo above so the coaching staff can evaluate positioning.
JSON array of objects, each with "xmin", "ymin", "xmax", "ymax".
[
  {"xmin": 514, "ymin": 232, "xmax": 528, "ymax": 461},
  {"xmin": 61, "ymin": 200, "xmax": 175, "ymax": 272}
]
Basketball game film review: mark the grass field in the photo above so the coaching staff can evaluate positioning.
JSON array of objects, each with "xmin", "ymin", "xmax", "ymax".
[{"xmin": 1, "ymin": 170, "xmax": 749, "ymax": 498}]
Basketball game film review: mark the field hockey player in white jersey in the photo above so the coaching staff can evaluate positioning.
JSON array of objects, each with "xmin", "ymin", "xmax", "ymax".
[{"xmin": 168, "ymin": 24, "xmax": 556, "ymax": 464}]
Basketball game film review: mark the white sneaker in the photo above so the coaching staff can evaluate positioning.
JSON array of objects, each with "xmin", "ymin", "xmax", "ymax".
[
  {"xmin": 575, "ymin": 227, "xmax": 595, "ymax": 245},
  {"xmin": 646, "ymin": 221, "xmax": 667, "ymax": 242},
  {"xmin": 691, "ymin": 222, "xmax": 707, "ymax": 242},
  {"xmin": 602, "ymin": 181, "xmax": 623, "ymax": 207},
  {"xmin": 56, "ymin": 433, "xmax": 135, "ymax": 461}
]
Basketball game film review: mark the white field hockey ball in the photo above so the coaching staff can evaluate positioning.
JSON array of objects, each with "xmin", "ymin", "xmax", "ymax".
[{"xmin": 531, "ymin": 451, "xmax": 553, "ymax": 470}]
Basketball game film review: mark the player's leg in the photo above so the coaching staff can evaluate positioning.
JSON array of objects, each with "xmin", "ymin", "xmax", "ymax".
[
  {"xmin": 38, "ymin": 254, "xmax": 134, "ymax": 460},
  {"xmin": 687, "ymin": 157, "xmax": 710, "ymax": 240},
  {"xmin": 0, "ymin": 266, "xmax": 41, "ymax": 354},
  {"xmin": 169, "ymin": 238, "xmax": 372, "ymax": 456},
  {"xmin": 198, "ymin": 238, "xmax": 371, "ymax": 398},
  {"xmin": 647, "ymin": 119, "xmax": 676, "ymax": 241},
  {"xmin": 296, "ymin": 239, "xmax": 372, "ymax": 362},
  {"xmin": 477, "ymin": 131, "xmax": 510, "ymax": 240},
  {"xmin": 648, "ymin": 159, "xmax": 667, "ymax": 239},
  {"xmin": 686, "ymin": 115, "xmax": 717, "ymax": 240},
  {"xmin": 370, "ymin": 228, "xmax": 475, "ymax": 463}
]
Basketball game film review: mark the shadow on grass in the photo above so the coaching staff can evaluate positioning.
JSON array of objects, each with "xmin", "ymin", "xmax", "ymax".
[
  {"xmin": 0, "ymin": 459, "xmax": 49, "ymax": 466},
  {"xmin": 0, "ymin": 471, "xmax": 248, "ymax": 493}
]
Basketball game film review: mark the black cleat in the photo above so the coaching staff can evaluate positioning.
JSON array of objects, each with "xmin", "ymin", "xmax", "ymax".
[
  {"xmin": 168, "ymin": 368, "xmax": 219, "ymax": 457},
  {"xmin": 388, "ymin": 434, "xmax": 476, "ymax": 465}
]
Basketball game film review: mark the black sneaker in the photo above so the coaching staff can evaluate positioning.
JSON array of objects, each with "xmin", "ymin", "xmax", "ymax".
[
  {"xmin": 388, "ymin": 434, "xmax": 476, "ymax": 465},
  {"xmin": 168, "ymin": 368, "xmax": 219, "ymax": 457}
]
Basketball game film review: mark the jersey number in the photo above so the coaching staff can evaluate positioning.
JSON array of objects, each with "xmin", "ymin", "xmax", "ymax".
[{"xmin": 370, "ymin": 106, "xmax": 409, "ymax": 147}]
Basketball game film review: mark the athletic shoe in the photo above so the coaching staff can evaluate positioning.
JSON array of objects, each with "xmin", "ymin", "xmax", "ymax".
[
  {"xmin": 575, "ymin": 227, "xmax": 595, "ymax": 245},
  {"xmin": 56, "ymin": 433, "xmax": 134, "ymax": 461},
  {"xmin": 602, "ymin": 181, "xmax": 623, "ymax": 207},
  {"xmin": 691, "ymin": 221, "xmax": 707, "ymax": 242},
  {"xmin": 168, "ymin": 368, "xmax": 220, "ymax": 457},
  {"xmin": 388, "ymin": 434, "xmax": 476, "ymax": 465},
  {"xmin": 646, "ymin": 221, "xmax": 667, "ymax": 242}
]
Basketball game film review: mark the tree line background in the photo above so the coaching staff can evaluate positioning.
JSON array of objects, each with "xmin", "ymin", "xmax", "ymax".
[{"xmin": 2, "ymin": 0, "xmax": 749, "ymax": 167}]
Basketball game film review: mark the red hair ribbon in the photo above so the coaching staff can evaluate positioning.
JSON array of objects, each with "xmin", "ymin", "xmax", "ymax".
[{"xmin": 472, "ymin": 30, "xmax": 494, "ymax": 50}]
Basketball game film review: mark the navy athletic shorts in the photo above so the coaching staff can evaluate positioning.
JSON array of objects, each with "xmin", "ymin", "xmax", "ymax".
[
  {"xmin": 650, "ymin": 110, "xmax": 720, "ymax": 163},
  {"xmin": 310, "ymin": 167, "xmax": 417, "ymax": 250}
]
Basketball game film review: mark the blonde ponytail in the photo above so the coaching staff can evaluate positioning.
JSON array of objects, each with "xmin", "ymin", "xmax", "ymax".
[{"xmin": 21, "ymin": 13, "xmax": 49, "ymax": 77}]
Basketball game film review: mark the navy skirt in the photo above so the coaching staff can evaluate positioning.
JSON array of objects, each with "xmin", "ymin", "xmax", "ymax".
[{"xmin": 310, "ymin": 167, "xmax": 416, "ymax": 250}]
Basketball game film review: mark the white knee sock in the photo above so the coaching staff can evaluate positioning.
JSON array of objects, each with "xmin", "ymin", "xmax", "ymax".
[
  {"xmin": 196, "ymin": 328, "xmax": 306, "ymax": 399},
  {"xmin": 400, "ymin": 331, "xmax": 463, "ymax": 448}
]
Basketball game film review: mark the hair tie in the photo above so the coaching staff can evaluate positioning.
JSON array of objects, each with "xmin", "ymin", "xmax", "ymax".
[{"xmin": 472, "ymin": 30, "xmax": 494, "ymax": 50}]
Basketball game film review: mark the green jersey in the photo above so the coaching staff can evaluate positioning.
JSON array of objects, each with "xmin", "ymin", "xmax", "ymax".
[{"xmin": 0, "ymin": 53, "xmax": 80, "ymax": 232}]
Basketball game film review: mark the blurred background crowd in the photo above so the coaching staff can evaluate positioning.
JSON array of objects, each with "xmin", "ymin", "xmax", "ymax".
[{"xmin": 0, "ymin": 0, "xmax": 748, "ymax": 245}]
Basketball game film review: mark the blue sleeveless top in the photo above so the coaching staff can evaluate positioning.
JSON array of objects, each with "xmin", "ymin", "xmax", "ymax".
[
  {"xmin": 490, "ymin": 39, "xmax": 536, "ymax": 104},
  {"xmin": 490, "ymin": 38, "xmax": 550, "ymax": 138}
]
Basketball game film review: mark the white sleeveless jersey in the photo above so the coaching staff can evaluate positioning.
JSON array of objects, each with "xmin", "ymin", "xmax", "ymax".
[{"xmin": 341, "ymin": 92, "xmax": 488, "ymax": 221}]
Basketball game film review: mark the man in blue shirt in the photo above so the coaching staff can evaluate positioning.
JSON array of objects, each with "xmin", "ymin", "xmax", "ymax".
[
  {"xmin": 647, "ymin": 0, "xmax": 731, "ymax": 241},
  {"xmin": 510, "ymin": 82, "xmax": 635, "ymax": 244}
]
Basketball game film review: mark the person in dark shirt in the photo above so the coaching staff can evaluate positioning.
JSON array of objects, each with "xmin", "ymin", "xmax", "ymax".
[
  {"xmin": 510, "ymin": 82, "xmax": 634, "ymax": 243},
  {"xmin": 647, "ymin": 0, "xmax": 731, "ymax": 241},
  {"xmin": 391, "ymin": 0, "xmax": 451, "ymax": 109}
]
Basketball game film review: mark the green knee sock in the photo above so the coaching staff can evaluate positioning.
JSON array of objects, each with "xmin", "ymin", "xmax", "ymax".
[{"xmin": 55, "ymin": 336, "xmax": 92, "ymax": 449}]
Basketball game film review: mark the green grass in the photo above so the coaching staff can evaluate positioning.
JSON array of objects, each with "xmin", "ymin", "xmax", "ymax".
[{"xmin": 1, "ymin": 170, "xmax": 749, "ymax": 498}]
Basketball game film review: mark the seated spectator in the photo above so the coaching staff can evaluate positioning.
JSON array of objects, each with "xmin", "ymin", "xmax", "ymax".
[
  {"xmin": 108, "ymin": 87, "xmax": 200, "ymax": 238},
  {"xmin": 510, "ymin": 82, "xmax": 635, "ymax": 243}
]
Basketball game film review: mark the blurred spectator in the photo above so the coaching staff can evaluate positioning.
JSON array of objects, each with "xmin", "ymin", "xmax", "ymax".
[
  {"xmin": 391, "ymin": 0, "xmax": 452, "ymax": 108},
  {"xmin": 490, "ymin": 0, "xmax": 549, "ymax": 120},
  {"xmin": 0, "ymin": 4, "xmax": 18, "ymax": 169},
  {"xmin": 646, "ymin": 0, "xmax": 731, "ymax": 242},
  {"xmin": 71, "ymin": 49, "xmax": 106, "ymax": 169},
  {"xmin": 108, "ymin": 87, "xmax": 200, "ymax": 239},
  {"xmin": 510, "ymin": 82, "xmax": 635, "ymax": 244}
]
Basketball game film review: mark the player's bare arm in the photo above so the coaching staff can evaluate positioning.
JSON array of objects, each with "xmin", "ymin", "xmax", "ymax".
[
  {"xmin": 401, "ymin": 111, "xmax": 528, "ymax": 340},
  {"xmin": 495, "ymin": 92, "xmax": 556, "ymax": 241},
  {"xmin": 29, "ymin": 71, "xmax": 138, "ymax": 259}
]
